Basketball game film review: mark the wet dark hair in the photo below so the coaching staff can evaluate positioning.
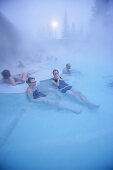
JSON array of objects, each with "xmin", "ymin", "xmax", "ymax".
[
  {"xmin": 52, "ymin": 69, "xmax": 59, "ymax": 75},
  {"xmin": 26, "ymin": 77, "xmax": 35, "ymax": 84},
  {"xmin": 1, "ymin": 70, "xmax": 11, "ymax": 79},
  {"xmin": 66, "ymin": 63, "xmax": 71, "ymax": 67}
]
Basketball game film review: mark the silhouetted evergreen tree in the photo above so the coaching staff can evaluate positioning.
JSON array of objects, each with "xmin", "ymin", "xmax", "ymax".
[
  {"xmin": 0, "ymin": 11, "xmax": 20, "ymax": 62},
  {"xmin": 89, "ymin": 0, "xmax": 113, "ymax": 42},
  {"xmin": 61, "ymin": 10, "xmax": 70, "ymax": 39},
  {"xmin": 92, "ymin": 0, "xmax": 113, "ymax": 26},
  {"xmin": 70, "ymin": 23, "xmax": 76, "ymax": 39}
]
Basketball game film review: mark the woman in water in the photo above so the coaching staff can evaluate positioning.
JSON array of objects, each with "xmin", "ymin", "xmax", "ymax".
[
  {"xmin": 51, "ymin": 69, "xmax": 100, "ymax": 109},
  {"xmin": 0, "ymin": 69, "xmax": 29, "ymax": 86},
  {"xmin": 26, "ymin": 77, "xmax": 81, "ymax": 114}
]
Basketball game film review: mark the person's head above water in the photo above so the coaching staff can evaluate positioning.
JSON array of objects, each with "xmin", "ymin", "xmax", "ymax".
[
  {"xmin": 26, "ymin": 77, "xmax": 36, "ymax": 88},
  {"xmin": 66, "ymin": 63, "xmax": 71, "ymax": 70},
  {"xmin": 1, "ymin": 70, "xmax": 11, "ymax": 79},
  {"xmin": 52, "ymin": 69, "xmax": 60, "ymax": 80},
  {"xmin": 18, "ymin": 61, "xmax": 24, "ymax": 68},
  {"xmin": 53, "ymin": 69, "xmax": 59, "ymax": 75}
]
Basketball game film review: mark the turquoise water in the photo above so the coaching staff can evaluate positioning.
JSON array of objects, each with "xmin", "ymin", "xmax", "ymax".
[
  {"xmin": 0, "ymin": 56, "xmax": 113, "ymax": 170},
  {"xmin": 0, "ymin": 73, "xmax": 113, "ymax": 170}
]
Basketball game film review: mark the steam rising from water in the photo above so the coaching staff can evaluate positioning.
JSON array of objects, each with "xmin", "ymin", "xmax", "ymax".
[
  {"xmin": 0, "ymin": 1, "xmax": 113, "ymax": 170},
  {"xmin": 0, "ymin": 0, "xmax": 113, "ymax": 72}
]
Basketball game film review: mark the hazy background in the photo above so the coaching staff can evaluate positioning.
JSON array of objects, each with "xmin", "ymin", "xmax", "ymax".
[
  {"xmin": 0, "ymin": 0, "xmax": 94, "ymax": 36},
  {"xmin": 0, "ymin": 0, "xmax": 113, "ymax": 71},
  {"xmin": 0, "ymin": 1, "xmax": 113, "ymax": 170},
  {"xmin": 0, "ymin": 0, "xmax": 93, "ymax": 64}
]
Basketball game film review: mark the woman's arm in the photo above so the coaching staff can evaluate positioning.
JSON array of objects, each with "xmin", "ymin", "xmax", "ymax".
[
  {"xmin": 59, "ymin": 77, "xmax": 66, "ymax": 81},
  {"xmin": 51, "ymin": 79, "xmax": 59, "ymax": 86},
  {"xmin": 9, "ymin": 76, "xmax": 18, "ymax": 86}
]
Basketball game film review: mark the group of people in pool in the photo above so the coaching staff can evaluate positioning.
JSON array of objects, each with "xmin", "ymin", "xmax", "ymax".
[{"xmin": 0, "ymin": 64, "xmax": 100, "ymax": 113}]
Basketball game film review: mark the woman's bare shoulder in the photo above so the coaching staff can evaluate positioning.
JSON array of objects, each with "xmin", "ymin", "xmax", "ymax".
[{"xmin": 27, "ymin": 87, "xmax": 32, "ymax": 93}]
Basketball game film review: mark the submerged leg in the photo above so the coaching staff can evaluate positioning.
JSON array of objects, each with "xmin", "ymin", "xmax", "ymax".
[
  {"xmin": 19, "ymin": 72, "xmax": 29, "ymax": 80},
  {"xmin": 38, "ymin": 98, "xmax": 81, "ymax": 114},
  {"xmin": 67, "ymin": 88, "xmax": 100, "ymax": 109}
]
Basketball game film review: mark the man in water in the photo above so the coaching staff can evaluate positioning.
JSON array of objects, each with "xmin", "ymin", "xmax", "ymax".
[
  {"xmin": 62, "ymin": 63, "xmax": 71, "ymax": 74},
  {"xmin": 62, "ymin": 63, "xmax": 82, "ymax": 75}
]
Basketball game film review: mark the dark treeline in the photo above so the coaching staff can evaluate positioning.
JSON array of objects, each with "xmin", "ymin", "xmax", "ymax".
[
  {"xmin": 88, "ymin": 0, "xmax": 113, "ymax": 43},
  {"xmin": 0, "ymin": 0, "xmax": 113, "ymax": 63},
  {"xmin": 0, "ymin": 11, "xmax": 20, "ymax": 62}
]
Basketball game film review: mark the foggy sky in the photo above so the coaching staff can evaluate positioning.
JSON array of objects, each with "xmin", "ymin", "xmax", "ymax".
[{"xmin": 0, "ymin": 0, "xmax": 94, "ymax": 37}]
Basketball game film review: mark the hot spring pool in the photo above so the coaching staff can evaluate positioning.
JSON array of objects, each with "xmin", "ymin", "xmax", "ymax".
[{"xmin": 0, "ymin": 70, "xmax": 113, "ymax": 170}]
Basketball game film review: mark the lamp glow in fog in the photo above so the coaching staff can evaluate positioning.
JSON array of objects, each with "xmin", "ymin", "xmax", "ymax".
[{"xmin": 51, "ymin": 20, "xmax": 59, "ymax": 29}]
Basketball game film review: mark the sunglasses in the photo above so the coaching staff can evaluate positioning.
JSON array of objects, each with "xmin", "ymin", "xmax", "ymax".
[
  {"xmin": 30, "ymin": 81, "xmax": 36, "ymax": 84},
  {"xmin": 54, "ymin": 72, "xmax": 59, "ymax": 75}
]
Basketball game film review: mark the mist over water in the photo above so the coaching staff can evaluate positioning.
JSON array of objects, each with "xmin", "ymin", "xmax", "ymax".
[
  {"xmin": 0, "ymin": 0, "xmax": 112, "ymax": 72},
  {"xmin": 0, "ymin": 0, "xmax": 113, "ymax": 170},
  {"xmin": 0, "ymin": 0, "xmax": 112, "ymax": 68},
  {"xmin": 0, "ymin": 0, "xmax": 94, "ymax": 64}
]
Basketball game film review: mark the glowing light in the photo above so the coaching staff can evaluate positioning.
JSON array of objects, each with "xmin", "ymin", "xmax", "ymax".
[{"xmin": 51, "ymin": 20, "xmax": 59, "ymax": 29}]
